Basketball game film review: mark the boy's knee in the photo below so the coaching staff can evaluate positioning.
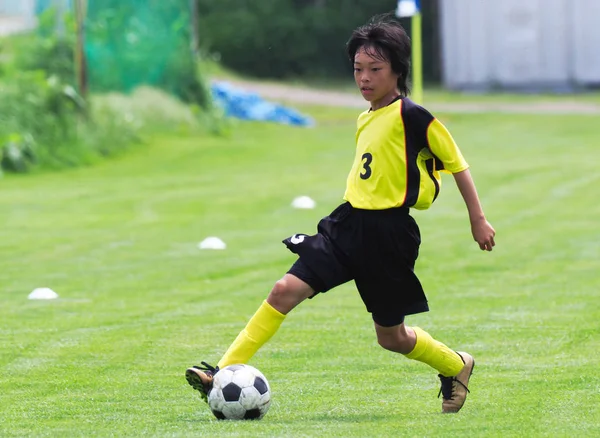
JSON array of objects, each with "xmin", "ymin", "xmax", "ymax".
[
  {"xmin": 267, "ymin": 278, "xmax": 298, "ymax": 313},
  {"xmin": 376, "ymin": 329, "xmax": 413, "ymax": 354},
  {"xmin": 269, "ymin": 279, "xmax": 290, "ymax": 301},
  {"xmin": 377, "ymin": 333, "xmax": 398, "ymax": 352},
  {"xmin": 267, "ymin": 275, "xmax": 313, "ymax": 314}
]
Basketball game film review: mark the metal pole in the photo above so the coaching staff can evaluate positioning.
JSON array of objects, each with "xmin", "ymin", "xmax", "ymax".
[
  {"xmin": 74, "ymin": 0, "xmax": 88, "ymax": 97},
  {"xmin": 411, "ymin": 13, "xmax": 423, "ymax": 104}
]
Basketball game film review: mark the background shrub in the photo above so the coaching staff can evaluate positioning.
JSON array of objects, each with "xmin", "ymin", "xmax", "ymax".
[
  {"xmin": 195, "ymin": 0, "xmax": 441, "ymax": 82},
  {"xmin": 0, "ymin": 3, "xmax": 217, "ymax": 174}
]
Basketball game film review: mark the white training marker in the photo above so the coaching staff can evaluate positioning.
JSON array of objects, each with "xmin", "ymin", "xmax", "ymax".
[
  {"xmin": 28, "ymin": 288, "xmax": 59, "ymax": 300},
  {"xmin": 291, "ymin": 196, "xmax": 316, "ymax": 209},
  {"xmin": 198, "ymin": 237, "xmax": 227, "ymax": 250}
]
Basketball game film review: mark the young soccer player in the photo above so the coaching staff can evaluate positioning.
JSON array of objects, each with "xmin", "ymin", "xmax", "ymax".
[{"xmin": 186, "ymin": 15, "xmax": 496, "ymax": 414}]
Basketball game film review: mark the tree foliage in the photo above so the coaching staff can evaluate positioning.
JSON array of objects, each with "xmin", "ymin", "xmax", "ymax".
[{"xmin": 196, "ymin": 0, "xmax": 440, "ymax": 82}]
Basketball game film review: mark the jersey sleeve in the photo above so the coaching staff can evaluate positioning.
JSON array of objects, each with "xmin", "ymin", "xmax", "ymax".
[{"xmin": 426, "ymin": 118, "xmax": 469, "ymax": 174}]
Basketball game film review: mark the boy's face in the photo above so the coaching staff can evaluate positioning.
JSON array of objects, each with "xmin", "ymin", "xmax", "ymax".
[{"xmin": 353, "ymin": 46, "xmax": 400, "ymax": 104}]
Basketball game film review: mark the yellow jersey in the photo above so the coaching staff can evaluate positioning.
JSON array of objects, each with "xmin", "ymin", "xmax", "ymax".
[{"xmin": 343, "ymin": 97, "xmax": 469, "ymax": 210}]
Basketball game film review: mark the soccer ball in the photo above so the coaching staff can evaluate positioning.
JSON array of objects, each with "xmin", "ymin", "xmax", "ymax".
[{"xmin": 207, "ymin": 364, "xmax": 271, "ymax": 420}]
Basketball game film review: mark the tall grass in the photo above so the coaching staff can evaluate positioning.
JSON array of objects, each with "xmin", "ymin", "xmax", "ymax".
[{"xmin": 0, "ymin": 7, "xmax": 220, "ymax": 174}]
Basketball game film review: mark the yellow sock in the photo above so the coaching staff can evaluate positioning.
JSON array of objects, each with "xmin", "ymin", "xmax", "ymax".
[
  {"xmin": 404, "ymin": 327, "xmax": 464, "ymax": 377},
  {"xmin": 217, "ymin": 300, "xmax": 286, "ymax": 369}
]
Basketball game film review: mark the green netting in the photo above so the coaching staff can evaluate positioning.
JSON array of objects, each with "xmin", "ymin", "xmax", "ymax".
[{"xmin": 84, "ymin": 0, "xmax": 207, "ymax": 106}]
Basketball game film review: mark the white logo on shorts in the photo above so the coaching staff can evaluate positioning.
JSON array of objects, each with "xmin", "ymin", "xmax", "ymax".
[{"xmin": 290, "ymin": 234, "xmax": 305, "ymax": 245}]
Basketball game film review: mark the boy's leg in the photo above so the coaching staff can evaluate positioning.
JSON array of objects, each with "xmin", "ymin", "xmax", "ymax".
[
  {"xmin": 218, "ymin": 274, "xmax": 314, "ymax": 368},
  {"xmin": 186, "ymin": 274, "xmax": 314, "ymax": 401},
  {"xmin": 187, "ymin": 205, "xmax": 354, "ymax": 403},
  {"xmin": 402, "ymin": 327, "xmax": 464, "ymax": 375},
  {"xmin": 375, "ymin": 323, "xmax": 474, "ymax": 413},
  {"xmin": 404, "ymin": 326, "xmax": 474, "ymax": 413}
]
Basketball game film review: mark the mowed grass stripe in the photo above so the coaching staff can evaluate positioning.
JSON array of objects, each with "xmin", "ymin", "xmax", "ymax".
[{"xmin": 1, "ymin": 107, "xmax": 599, "ymax": 436}]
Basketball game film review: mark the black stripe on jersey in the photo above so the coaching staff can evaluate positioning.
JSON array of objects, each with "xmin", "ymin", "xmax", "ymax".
[
  {"xmin": 426, "ymin": 119, "xmax": 444, "ymax": 171},
  {"xmin": 426, "ymin": 159, "xmax": 440, "ymax": 201},
  {"xmin": 369, "ymin": 95, "xmax": 402, "ymax": 112},
  {"xmin": 400, "ymin": 98, "xmax": 433, "ymax": 207}
]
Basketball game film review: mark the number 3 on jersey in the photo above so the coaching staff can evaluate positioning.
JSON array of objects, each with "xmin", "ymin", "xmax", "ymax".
[{"xmin": 360, "ymin": 152, "xmax": 373, "ymax": 180}]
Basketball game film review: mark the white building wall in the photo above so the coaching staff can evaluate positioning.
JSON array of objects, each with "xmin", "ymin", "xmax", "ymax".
[
  {"xmin": 491, "ymin": 0, "xmax": 543, "ymax": 85},
  {"xmin": 537, "ymin": 0, "xmax": 571, "ymax": 84},
  {"xmin": 572, "ymin": 0, "xmax": 600, "ymax": 85},
  {"xmin": 440, "ymin": 0, "xmax": 600, "ymax": 90},
  {"xmin": 441, "ymin": 0, "xmax": 492, "ymax": 89},
  {"xmin": 0, "ymin": 0, "xmax": 37, "ymax": 36}
]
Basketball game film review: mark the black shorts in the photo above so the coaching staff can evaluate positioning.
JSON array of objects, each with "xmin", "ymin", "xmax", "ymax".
[{"xmin": 283, "ymin": 202, "xmax": 428, "ymax": 327}]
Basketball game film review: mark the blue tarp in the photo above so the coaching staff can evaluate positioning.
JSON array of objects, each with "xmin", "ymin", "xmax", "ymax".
[{"xmin": 211, "ymin": 82, "xmax": 314, "ymax": 127}]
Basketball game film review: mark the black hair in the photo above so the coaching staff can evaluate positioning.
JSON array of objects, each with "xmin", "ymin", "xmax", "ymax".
[{"xmin": 346, "ymin": 14, "xmax": 411, "ymax": 96}]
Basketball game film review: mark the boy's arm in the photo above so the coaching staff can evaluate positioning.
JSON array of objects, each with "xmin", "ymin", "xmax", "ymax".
[
  {"xmin": 452, "ymin": 169, "xmax": 496, "ymax": 251},
  {"xmin": 419, "ymin": 112, "xmax": 496, "ymax": 250}
]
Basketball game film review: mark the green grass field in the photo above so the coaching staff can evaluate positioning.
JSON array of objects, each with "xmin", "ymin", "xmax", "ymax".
[{"xmin": 1, "ymin": 103, "xmax": 599, "ymax": 437}]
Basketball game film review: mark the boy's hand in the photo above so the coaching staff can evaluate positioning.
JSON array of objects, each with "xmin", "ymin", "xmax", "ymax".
[{"xmin": 471, "ymin": 217, "xmax": 496, "ymax": 251}]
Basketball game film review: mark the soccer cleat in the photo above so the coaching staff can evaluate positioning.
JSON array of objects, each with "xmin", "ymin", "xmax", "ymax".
[
  {"xmin": 185, "ymin": 361, "xmax": 219, "ymax": 403},
  {"xmin": 438, "ymin": 352, "xmax": 475, "ymax": 413}
]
